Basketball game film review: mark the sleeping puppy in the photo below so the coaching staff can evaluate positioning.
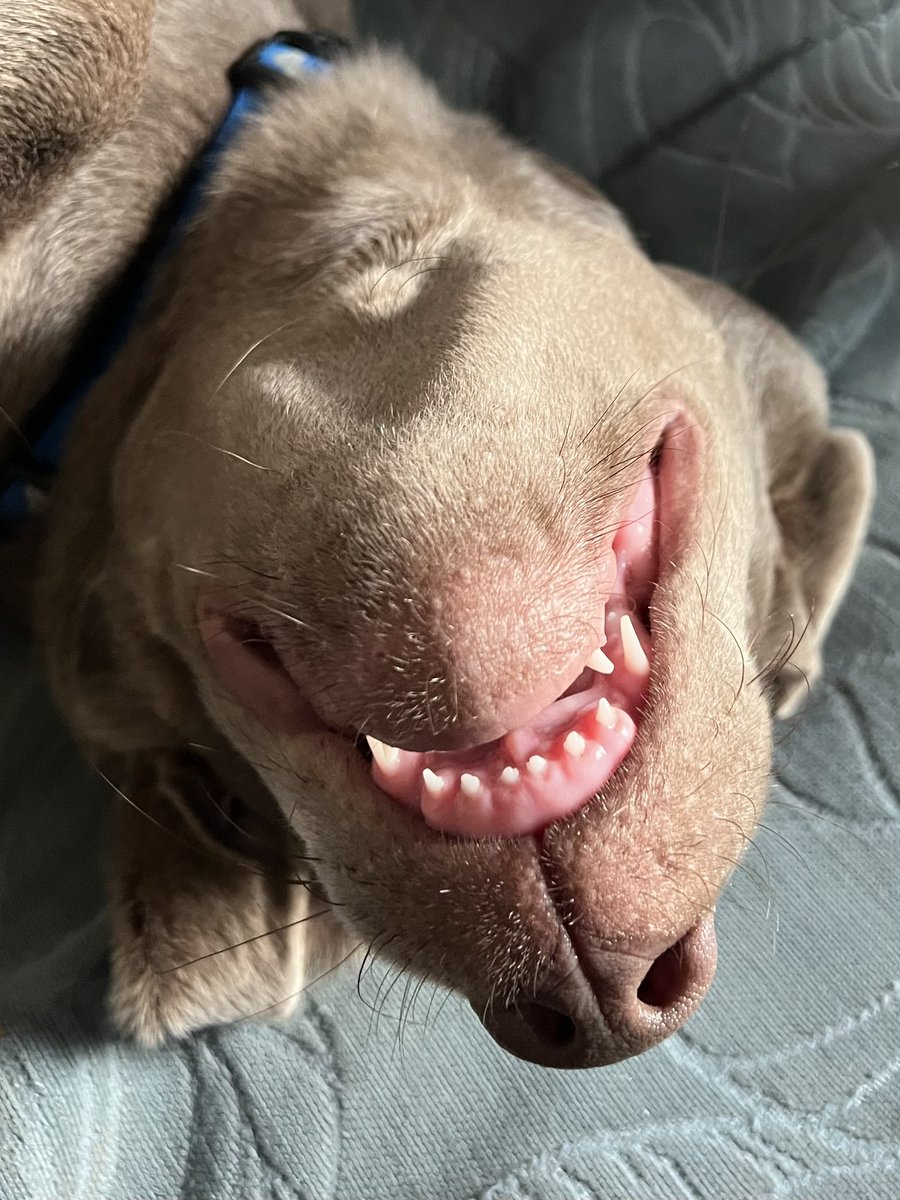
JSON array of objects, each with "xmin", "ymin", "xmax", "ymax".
[{"xmin": 1, "ymin": 0, "xmax": 873, "ymax": 1068}]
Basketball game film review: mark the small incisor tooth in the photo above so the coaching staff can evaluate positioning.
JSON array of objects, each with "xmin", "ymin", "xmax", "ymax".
[
  {"xmin": 620, "ymin": 613, "xmax": 650, "ymax": 675},
  {"xmin": 587, "ymin": 646, "xmax": 614, "ymax": 674},
  {"xmin": 422, "ymin": 768, "xmax": 445, "ymax": 797},
  {"xmin": 563, "ymin": 730, "xmax": 586, "ymax": 758},
  {"xmin": 367, "ymin": 735, "xmax": 400, "ymax": 771},
  {"xmin": 500, "ymin": 765, "xmax": 520, "ymax": 785},
  {"xmin": 526, "ymin": 755, "xmax": 548, "ymax": 776},
  {"xmin": 596, "ymin": 697, "xmax": 617, "ymax": 729},
  {"xmin": 460, "ymin": 773, "xmax": 483, "ymax": 798}
]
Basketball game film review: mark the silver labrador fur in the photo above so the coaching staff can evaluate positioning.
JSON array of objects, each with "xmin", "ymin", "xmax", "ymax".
[{"xmin": 0, "ymin": 0, "xmax": 873, "ymax": 1068}]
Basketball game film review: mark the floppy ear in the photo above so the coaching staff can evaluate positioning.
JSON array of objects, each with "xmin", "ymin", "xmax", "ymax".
[
  {"xmin": 662, "ymin": 268, "xmax": 875, "ymax": 717},
  {"xmin": 763, "ymin": 425, "xmax": 873, "ymax": 715},
  {"xmin": 105, "ymin": 747, "xmax": 350, "ymax": 1044}
]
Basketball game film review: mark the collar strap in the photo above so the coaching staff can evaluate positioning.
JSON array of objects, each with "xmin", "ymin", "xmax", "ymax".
[{"xmin": 0, "ymin": 30, "xmax": 347, "ymax": 536}]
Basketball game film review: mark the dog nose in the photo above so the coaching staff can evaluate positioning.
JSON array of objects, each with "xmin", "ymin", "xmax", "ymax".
[{"xmin": 480, "ymin": 914, "xmax": 717, "ymax": 1069}]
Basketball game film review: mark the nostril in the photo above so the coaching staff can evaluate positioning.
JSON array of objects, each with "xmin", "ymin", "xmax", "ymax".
[
  {"xmin": 479, "ymin": 916, "xmax": 718, "ymax": 1069},
  {"xmin": 481, "ymin": 997, "xmax": 586, "ymax": 1067},
  {"xmin": 518, "ymin": 1001, "xmax": 578, "ymax": 1049},
  {"xmin": 636, "ymin": 934, "xmax": 693, "ymax": 1009}
]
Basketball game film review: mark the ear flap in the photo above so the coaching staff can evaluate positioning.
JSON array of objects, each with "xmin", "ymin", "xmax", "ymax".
[
  {"xmin": 104, "ymin": 748, "xmax": 350, "ymax": 1044},
  {"xmin": 662, "ymin": 268, "xmax": 875, "ymax": 717},
  {"xmin": 764, "ymin": 426, "xmax": 874, "ymax": 716}
]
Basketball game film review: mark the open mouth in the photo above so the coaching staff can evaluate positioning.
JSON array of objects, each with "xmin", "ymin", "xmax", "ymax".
[
  {"xmin": 362, "ymin": 458, "xmax": 659, "ymax": 838},
  {"xmin": 199, "ymin": 423, "xmax": 676, "ymax": 842}
]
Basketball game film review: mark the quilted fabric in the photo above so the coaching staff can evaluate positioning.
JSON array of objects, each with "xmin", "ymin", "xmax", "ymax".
[{"xmin": 2, "ymin": 1, "xmax": 899, "ymax": 1196}]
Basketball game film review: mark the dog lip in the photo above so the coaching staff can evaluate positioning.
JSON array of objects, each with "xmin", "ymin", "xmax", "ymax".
[
  {"xmin": 197, "ymin": 605, "xmax": 330, "ymax": 737},
  {"xmin": 361, "ymin": 463, "xmax": 657, "ymax": 836},
  {"xmin": 650, "ymin": 411, "xmax": 702, "ymax": 598}
]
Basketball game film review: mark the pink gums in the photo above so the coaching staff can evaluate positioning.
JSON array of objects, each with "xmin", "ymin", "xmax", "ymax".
[{"xmin": 370, "ymin": 470, "xmax": 658, "ymax": 837}]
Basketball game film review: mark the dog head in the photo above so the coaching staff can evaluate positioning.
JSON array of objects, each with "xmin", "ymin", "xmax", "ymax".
[{"xmin": 39, "ymin": 53, "xmax": 873, "ymax": 1067}]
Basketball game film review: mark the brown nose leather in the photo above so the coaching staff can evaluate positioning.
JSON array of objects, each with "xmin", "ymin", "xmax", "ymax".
[{"xmin": 480, "ymin": 915, "xmax": 717, "ymax": 1069}]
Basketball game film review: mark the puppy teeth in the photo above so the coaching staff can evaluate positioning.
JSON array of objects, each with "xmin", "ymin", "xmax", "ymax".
[
  {"xmin": 587, "ymin": 647, "xmax": 614, "ymax": 674},
  {"xmin": 500, "ymin": 766, "xmax": 520, "ymax": 785},
  {"xmin": 422, "ymin": 768, "xmax": 445, "ymax": 797},
  {"xmin": 460, "ymin": 773, "xmax": 483, "ymax": 798},
  {"xmin": 526, "ymin": 755, "xmax": 548, "ymax": 776},
  {"xmin": 502, "ymin": 729, "xmax": 531, "ymax": 762},
  {"xmin": 596, "ymin": 698, "xmax": 617, "ymax": 729},
  {"xmin": 620, "ymin": 614, "xmax": 650, "ymax": 675},
  {"xmin": 563, "ymin": 731, "xmax": 586, "ymax": 758},
  {"xmin": 367, "ymin": 736, "xmax": 400, "ymax": 771}
]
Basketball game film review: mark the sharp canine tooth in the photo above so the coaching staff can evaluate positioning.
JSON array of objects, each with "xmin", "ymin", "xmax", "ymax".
[
  {"xmin": 422, "ymin": 768, "xmax": 445, "ymax": 797},
  {"xmin": 620, "ymin": 614, "xmax": 650, "ymax": 675},
  {"xmin": 367, "ymin": 736, "xmax": 400, "ymax": 771},
  {"xmin": 526, "ymin": 755, "xmax": 548, "ymax": 776},
  {"xmin": 596, "ymin": 698, "xmax": 617, "ymax": 729},
  {"xmin": 588, "ymin": 647, "xmax": 615, "ymax": 674},
  {"xmin": 564, "ymin": 731, "xmax": 586, "ymax": 758},
  {"xmin": 500, "ymin": 766, "xmax": 520, "ymax": 785},
  {"xmin": 460, "ymin": 773, "xmax": 482, "ymax": 798}
]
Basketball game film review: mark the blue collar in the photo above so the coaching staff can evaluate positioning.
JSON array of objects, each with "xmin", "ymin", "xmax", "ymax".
[{"xmin": 0, "ymin": 31, "xmax": 345, "ymax": 535}]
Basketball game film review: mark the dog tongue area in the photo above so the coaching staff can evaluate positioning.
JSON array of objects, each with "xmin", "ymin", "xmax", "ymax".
[{"xmin": 368, "ymin": 469, "xmax": 657, "ymax": 838}]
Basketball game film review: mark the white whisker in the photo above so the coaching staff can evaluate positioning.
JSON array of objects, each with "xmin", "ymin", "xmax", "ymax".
[
  {"xmin": 151, "ymin": 429, "xmax": 277, "ymax": 471},
  {"xmin": 210, "ymin": 319, "xmax": 302, "ymax": 403}
]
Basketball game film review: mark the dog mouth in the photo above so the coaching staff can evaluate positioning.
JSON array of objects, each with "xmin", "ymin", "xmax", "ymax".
[
  {"xmin": 359, "ymin": 458, "xmax": 659, "ymax": 838},
  {"xmin": 198, "ymin": 421, "xmax": 678, "ymax": 841}
]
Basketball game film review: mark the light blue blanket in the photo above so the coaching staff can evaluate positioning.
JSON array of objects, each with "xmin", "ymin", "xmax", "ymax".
[{"xmin": 2, "ymin": 1, "xmax": 899, "ymax": 1196}]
